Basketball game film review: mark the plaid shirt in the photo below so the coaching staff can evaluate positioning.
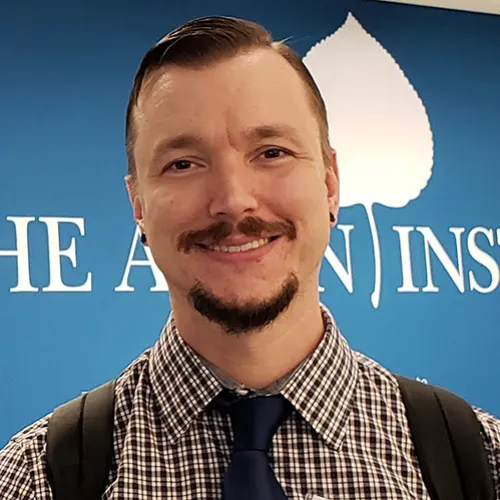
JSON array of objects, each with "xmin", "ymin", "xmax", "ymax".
[{"xmin": 1, "ymin": 305, "xmax": 499, "ymax": 499}]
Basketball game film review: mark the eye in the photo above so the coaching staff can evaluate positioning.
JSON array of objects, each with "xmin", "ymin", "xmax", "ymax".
[
  {"xmin": 165, "ymin": 159, "xmax": 195, "ymax": 172},
  {"xmin": 261, "ymin": 148, "xmax": 288, "ymax": 159}
]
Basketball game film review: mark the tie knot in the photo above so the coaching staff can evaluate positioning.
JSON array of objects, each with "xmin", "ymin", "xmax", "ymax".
[{"xmin": 228, "ymin": 395, "xmax": 292, "ymax": 453}]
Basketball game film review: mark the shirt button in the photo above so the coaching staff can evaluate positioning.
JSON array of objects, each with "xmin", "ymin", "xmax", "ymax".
[{"xmin": 234, "ymin": 387, "xmax": 249, "ymax": 396}]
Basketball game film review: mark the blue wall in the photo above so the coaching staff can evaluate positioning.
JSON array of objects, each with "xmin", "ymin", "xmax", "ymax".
[{"xmin": 1, "ymin": 0, "xmax": 499, "ymax": 447}]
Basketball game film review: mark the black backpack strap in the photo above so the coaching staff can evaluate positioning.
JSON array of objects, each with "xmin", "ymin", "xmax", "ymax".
[
  {"xmin": 46, "ymin": 379, "xmax": 116, "ymax": 500},
  {"xmin": 396, "ymin": 375, "xmax": 495, "ymax": 500}
]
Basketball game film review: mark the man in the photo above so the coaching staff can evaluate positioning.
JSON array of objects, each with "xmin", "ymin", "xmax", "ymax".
[{"xmin": 1, "ymin": 15, "xmax": 499, "ymax": 500}]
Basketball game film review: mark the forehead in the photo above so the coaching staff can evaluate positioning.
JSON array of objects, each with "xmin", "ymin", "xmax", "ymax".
[{"xmin": 132, "ymin": 49, "xmax": 321, "ymax": 160}]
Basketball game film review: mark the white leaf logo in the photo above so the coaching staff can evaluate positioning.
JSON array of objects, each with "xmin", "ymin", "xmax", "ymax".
[{"xmin": 304, "ymin": 13, "xmax": 434, "ymax": 308}]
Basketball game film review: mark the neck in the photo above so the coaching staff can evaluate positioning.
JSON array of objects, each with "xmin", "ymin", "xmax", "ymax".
[{"xmin": 169, "ymin": 287, "xmax": 325, "ymax": 389}]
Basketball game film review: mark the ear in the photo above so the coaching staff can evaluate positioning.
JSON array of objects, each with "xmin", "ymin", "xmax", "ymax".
[
  {"xmin": 125, "ymin": 175, "xmax": 145, "ymax": 233},
  {"xmin": 325, "ymin": 149, "xmax": 339, "ymax": 224}
]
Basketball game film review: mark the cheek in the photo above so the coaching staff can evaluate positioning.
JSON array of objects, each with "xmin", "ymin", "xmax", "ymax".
[
  {"xmin": 284, "ymin": 175, "xmax": 331, "ymax": 251},
  {"xmin": 145, "ymin": 190, "xmax": 174, "ymax": 228},
  {"xmin": 143, "ymin": 189, "xmax": 181, "ymax": 240},
  {"xmin": 143, "ymin": 183, "xmax": 209, "ymax": 243},
  {"xmin": 276, "ymin": 172, "xmax": 329, "ymax": 220}
]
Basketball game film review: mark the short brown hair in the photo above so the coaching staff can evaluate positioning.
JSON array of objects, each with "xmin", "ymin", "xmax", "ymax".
[{"xmin": 125, "ymin": 16, "xmax": 331, "ymax": 179}]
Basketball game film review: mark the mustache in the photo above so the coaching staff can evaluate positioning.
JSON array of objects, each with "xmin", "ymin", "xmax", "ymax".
[{"xmin": 177, "ymin": 216, "xmax": 296, "ymax": 252}]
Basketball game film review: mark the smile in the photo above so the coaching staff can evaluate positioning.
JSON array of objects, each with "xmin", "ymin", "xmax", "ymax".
[{"xmin": 206, "ymin": 238, "xmax": 271, "ymax": 253}]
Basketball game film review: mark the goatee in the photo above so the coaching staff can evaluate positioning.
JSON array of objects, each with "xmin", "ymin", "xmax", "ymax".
[{"xmin": 188, "ymin": 273, "xmax": 299, "ymax": 335}]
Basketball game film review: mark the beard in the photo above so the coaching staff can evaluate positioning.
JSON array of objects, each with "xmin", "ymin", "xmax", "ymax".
[{"xmin": 188, "ymin": 272, "xmax": 299, "ymax": 335}]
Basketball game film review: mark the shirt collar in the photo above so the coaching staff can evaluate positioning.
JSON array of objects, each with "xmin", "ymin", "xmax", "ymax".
[
  {"xmin": 149, "ymin": 304, "xmax": 358, "ymax": 448},
  {"xmin": 199, "ymin": 351, "xmax": 299, "ymax": 396},
  {"xmin": 281, "ymin": 305, "xmax": 359, "ymax": 450},
  {"xmin": 149, "ymin": 316, "xmax": 223, "ymax": 444}
]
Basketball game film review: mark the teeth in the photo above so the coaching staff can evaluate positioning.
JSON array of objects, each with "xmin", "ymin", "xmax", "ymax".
[{"xmin": 209, "ymin": 238, "xmax": 270, "ymax": 253}]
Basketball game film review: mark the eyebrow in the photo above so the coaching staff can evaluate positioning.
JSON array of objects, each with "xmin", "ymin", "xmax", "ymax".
[
  {"xmin": 149, "ymin": 134, "xmax": 204, "ymax": 166},
  {"xmin": 245, "ymin": 124, "xmax": 303, "ymax": 145},
  {"xmin": 150, "ymin": 124, "xmax": 304, "ymax": 164}
]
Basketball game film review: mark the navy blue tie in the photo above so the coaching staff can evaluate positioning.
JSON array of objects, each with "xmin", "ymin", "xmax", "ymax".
[{"xmin": 222, "ymin": 395, "xmax": 292, "ymax": 500}]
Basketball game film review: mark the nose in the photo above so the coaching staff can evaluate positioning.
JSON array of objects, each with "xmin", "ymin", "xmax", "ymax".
[{"xmin": 207, "ymin": 159, "xmax": 259, "ymax": 220}]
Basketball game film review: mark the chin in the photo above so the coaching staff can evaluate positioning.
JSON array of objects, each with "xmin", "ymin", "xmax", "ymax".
[
  {"xmin": 200, "ymin": 273, "xmax": 279, "ymax": 296},
  {"xmin": 187, "ymin": 273, "xmax": 300, "ymax": 334},
  {"xmin": 214, "ymin": 287, "xmax": 275, "ymax": 306}
]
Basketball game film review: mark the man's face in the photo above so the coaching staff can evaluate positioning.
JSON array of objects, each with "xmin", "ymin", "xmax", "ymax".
[{"xmin": 127, "ymin": 48, "xmax": 338, "ymax": 329}]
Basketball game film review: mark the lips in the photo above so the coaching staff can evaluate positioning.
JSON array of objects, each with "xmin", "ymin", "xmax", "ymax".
[
  {"xmin": 205, "ymin": 238, "xmax": 270, "ymax": 253},
  {"xmin": 196, "ymin": 235, "xmax": 280, "ymax": 253},
  {"xmin": 178, "ymin": 217, "xmax": 295, "ymax": 253}
]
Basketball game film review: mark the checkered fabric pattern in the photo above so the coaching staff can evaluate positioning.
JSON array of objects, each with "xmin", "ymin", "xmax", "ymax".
[{"xmin": 1, "ymin": 305, "xmax": 499, "ymax": 499}]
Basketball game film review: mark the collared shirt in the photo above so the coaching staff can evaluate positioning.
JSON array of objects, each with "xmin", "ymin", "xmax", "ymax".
[
  {"xmin": 197, "ymin": 345, "xmax": 303, "ymax": 397},
  {"xmin": 1, "ymin": 305, "xmax": 499, "ymax": 499}
]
